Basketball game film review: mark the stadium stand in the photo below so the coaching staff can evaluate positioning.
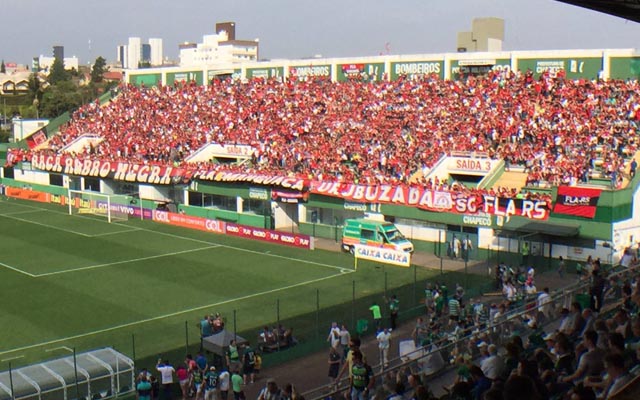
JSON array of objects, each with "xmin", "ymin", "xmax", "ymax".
[{"xmin": 10, "ymin": 70, "xmax": 640, "ymax": 202}]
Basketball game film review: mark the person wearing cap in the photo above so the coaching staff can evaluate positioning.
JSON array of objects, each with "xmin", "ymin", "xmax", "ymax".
[
  {"xmin": 204, "ymin": 366, "xmax": 219, "ymax": 400},
  {"xmin": 257, "ymin": 378, "xmax": 282, "ymax": 400}
]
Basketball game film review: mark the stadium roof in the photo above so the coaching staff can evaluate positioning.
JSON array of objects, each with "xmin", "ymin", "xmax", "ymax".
[
  {"xmin": 557, "ymin": 0, "xmax": 640, "ymax": 23},
  {"xmin": 497, "ymin": 219, "xmax": 580, "ymax": 239}
]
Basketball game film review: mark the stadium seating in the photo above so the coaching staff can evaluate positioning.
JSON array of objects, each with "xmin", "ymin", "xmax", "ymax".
[{"xmin": 19, "ymin": 70, "xmax": 640, "ymax": 199}]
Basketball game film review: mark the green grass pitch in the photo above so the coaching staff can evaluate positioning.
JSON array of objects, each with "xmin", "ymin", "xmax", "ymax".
[{"xmin": 0, "ymin": 197, "xmax": 474, "ymax": 370}]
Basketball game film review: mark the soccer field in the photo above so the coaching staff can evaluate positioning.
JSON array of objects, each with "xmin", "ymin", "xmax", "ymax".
[{"xmin": 0, "ymin": 197, "xmax": 473, "ymax": 369}]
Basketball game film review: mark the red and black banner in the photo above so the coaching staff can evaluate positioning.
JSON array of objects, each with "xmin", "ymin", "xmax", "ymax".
[
  {"xmin": 26, "ymin": 128, "xmax": 48, "ymax": 149},
  {"xmin": 553, "ymin": 186, "xmax": 601, "ymax": 218}
]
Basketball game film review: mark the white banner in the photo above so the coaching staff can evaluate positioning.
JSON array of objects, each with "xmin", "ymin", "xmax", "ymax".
[{"xmin": 354, "ymin": 244, "xmax": 411, "ymax": 268}]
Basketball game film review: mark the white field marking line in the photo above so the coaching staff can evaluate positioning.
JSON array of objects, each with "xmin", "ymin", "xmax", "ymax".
[
  {"xmin": 131, "ymin": 226, "xmax": 348, "ymax": 273},
  {"xmin": 0, "ymin": 261, "xmax": 37, "ymax": 277},
  {"xmin": 45, "ymin": 346, "xmax": 73, "ymax": 353},
  {"xmin": 88, "ymin": 227, "xmax": 143, "ymax": 237},
  {"xmin": 0, "ymin": 213, "xmax": 92, "ymax": 237},
  {"xmin": 0, "ymin": 209, "xmax": 48, "ymax": 216},
  {"xmin": 1, "ymin": 355, "xmax": 24, "ymax": 362},
  {"xmin": 0, "ymin": 199, "xmax": 348, "ymax": 272},
  {"xmin": 0, "ymin": 199, "xmax": 123, "ymax": 227},
  {"xmin": 34, "ymin": 245, "xmax": 220, "ymax": 277},
  {"xmin": 0, "ymin": 270, "xmax": 354, "ymax": 356}
]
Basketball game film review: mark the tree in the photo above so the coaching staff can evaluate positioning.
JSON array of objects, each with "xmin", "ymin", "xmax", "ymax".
[
  {"xmin": 48, "ymin": 57, "xmax": 69, "ymax": 85},
  {"xmin": 39, "ymin": 81, "xmax": 81, "ymax": 118},
  {"xmin": 28, "ymin": 73, "xmax": 42, "ymax": 103},
  {"xmin": 0, "ymin": 60, "xmax": 5, "ymax": 74},
  {"xmin": 91, "ymin": 56, "xmax": 108, "ymax": 83}
]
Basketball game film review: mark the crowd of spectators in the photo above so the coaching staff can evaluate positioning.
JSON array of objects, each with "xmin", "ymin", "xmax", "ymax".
[
  {"xmin": 18, "ymin": 70, "xmax": 640, "ymax": 201},
  {"xmin": 353, "ymin": 265, "xmax": 640, "ymax": 400}
]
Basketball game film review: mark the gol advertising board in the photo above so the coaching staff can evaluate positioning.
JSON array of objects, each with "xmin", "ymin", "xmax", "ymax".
[
  {"xmin": 166, "ymin": 71, "xmax": 204, "ymax": 86},
  {"xmin": 517, "ymin": 57, "xmax": 602, "ymax": 79},
  {"xmin": 336, "ymin": 63, "xmax": 385, "ymax": 81},
  {"xmin": 246, "ymin": 66, "xmax": 285, "ymax": 79},
  {"xmin": 129, "ymin": 73, "xmax": 162, "ymax": 87},
  {"xmin": 289, "ymin": 64, "xmax": 332, "ymax": 80},
  {"xmin": 225, "ymin": 223, "xmax": 314, "ymax": 249},
  {"xmin": 449, "ymin": 58, "xmax": 511, "ymax": 80},
  {"xmin": 353, "ymin": 244, "xmax": 411, "ymax": 268},
  {"xmin": 390, "ymin": 60, "xmax": 444, "ymax": 80},
  {"xmin": 152, "ymin": 210, "xmax": 226, "ymax": 233},
  {"xmin": 609, "ymin": 57, "xmax": 640, "ymax": 80}
]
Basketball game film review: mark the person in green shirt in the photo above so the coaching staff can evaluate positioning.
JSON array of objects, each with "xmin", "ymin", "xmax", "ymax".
[
  {"xmin": 349, "ymin": 350, "xmax": 374, "ymax": 400},
  {"xmin": 521, "ymin": 242, "xmax": 530, "ymax": 266},
  {"xmin": 369, "ymin": 302, "xmax": 382, "ymax": 329},
  {"xmin": 226, "ymin": 340, "xmax": 240, "ymax": 372},
  {"xmin": 231, "ymin": 369, "xmax": 244, "ymax": 400}
]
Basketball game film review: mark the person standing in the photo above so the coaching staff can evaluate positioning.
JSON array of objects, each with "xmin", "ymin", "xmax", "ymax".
[
  {"xmin": 385, "ymin": 295, "xmax": 400, "ymax": 330},
  {"xmin": 327, "ymin": 346, "xmax": 341, "ymax": 386},
  {"xmin": 339, "ymin": 324, "xmax": 351, "ymax": 359},
  {"xmin": 190, "ymin": 365, "xmax": 204, "ymax": 400},
  {"xmin": 218, "ymin": 368, "xmax": 230, "ymax": 400},
  {"xmin": 231, "ymin": 369, "xmax": 244, "ymax": 400},
  {"xmin": 242, "ymin": 342, "xmax": 257, "ymax": 384},
  {"xmin": 448, "ymin": 295, "xmax": 461, "ymax": 328},
  {"xmin": 326, "ymin": 322, "xmax": 340, "ymax": 349},
  {"xmin": 226, "ymin": 340, "xmax": 241, "ymax": 373},
  {"xmin": 451, "ymin": 235, "xmax": 461, "ymax": 259},
  {"xmin": 376, "ymin": 327, "xmax": 392, "ymax": 368},
  {"xmin": 156, "ymin": 359, "xmax": 176, "ymax": 400},
  {"xmin": 369, "ymin": 302, "xmax": 382, "ymax": 329},
  {"xmin": 136, "ymin": 375, "xmax": 153, "ymax": 400},
  {"xmin": 203, "ymin": 367, "xmax": 219, "ymax": 400},
  {"xmin": 349, "ymin": 350, "xmax": 374, "ymax": 400},
  {"xmin": 521, "ymin": 242, "xmax": 530, "ymax": 266},
  {"xmin": 462, "ymin": 236, "xmax": 473, "ymax": 260},
  {"xmin": 557, "ymin": 256, "xmax": 566, "ymax": 278}
]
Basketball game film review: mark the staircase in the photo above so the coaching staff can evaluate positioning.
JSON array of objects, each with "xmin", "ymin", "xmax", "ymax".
[{"xmin": 493, "ymin": 169, "xmax": 528, "ymax": 189}]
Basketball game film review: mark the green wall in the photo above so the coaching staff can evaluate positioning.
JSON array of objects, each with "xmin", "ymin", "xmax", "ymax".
[
  {"xmin": 517, "ymin": 57, "xmax": 602, "ymax": 79},
  {"xmin": 609, "ymin": 57, "xmax": 640, "ymax": 80}
]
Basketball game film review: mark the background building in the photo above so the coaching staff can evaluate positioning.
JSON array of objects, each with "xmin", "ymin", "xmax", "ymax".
[
  {"xmin": 53, "ymin": 45, "xmax": 64, "ymax": 61},
  {"xmin": 148, "ymin": 38, "xmax": 164, "ymax": 66},
  {"xmin": 117, "ymin": 37, "xmax": 164, "ymax": 69},
  {"xmin": 179, "ymin": 22, "xmax": 259, "ymax": 67},
  {"xmin": 37, "ymin": 46, "xmax": 79, "ymax": 72},
  {"xmin": 457, "ymin": 17, "xmax": 504, "ymax": 52}
]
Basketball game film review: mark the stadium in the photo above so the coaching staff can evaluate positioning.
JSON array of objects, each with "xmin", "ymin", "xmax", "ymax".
[{"xmin": 2, "ymin": 1, "xmax": 640, "ymax": 400}]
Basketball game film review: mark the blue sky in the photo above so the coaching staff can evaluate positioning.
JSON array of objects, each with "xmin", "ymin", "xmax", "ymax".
[{"xmin": 1, "ymin": 0, "xmax": 639, "ymax": 66}]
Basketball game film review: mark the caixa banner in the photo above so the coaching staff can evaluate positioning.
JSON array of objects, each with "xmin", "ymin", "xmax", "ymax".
[{"xmin": 225, "ymin": 223, "xmax": 314, "ymax": 250}]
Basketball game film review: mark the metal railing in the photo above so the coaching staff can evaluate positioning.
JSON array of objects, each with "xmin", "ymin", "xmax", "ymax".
[{"xmin": 304, "ymin": 263, "xmax": 640, "ymax": 400}]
